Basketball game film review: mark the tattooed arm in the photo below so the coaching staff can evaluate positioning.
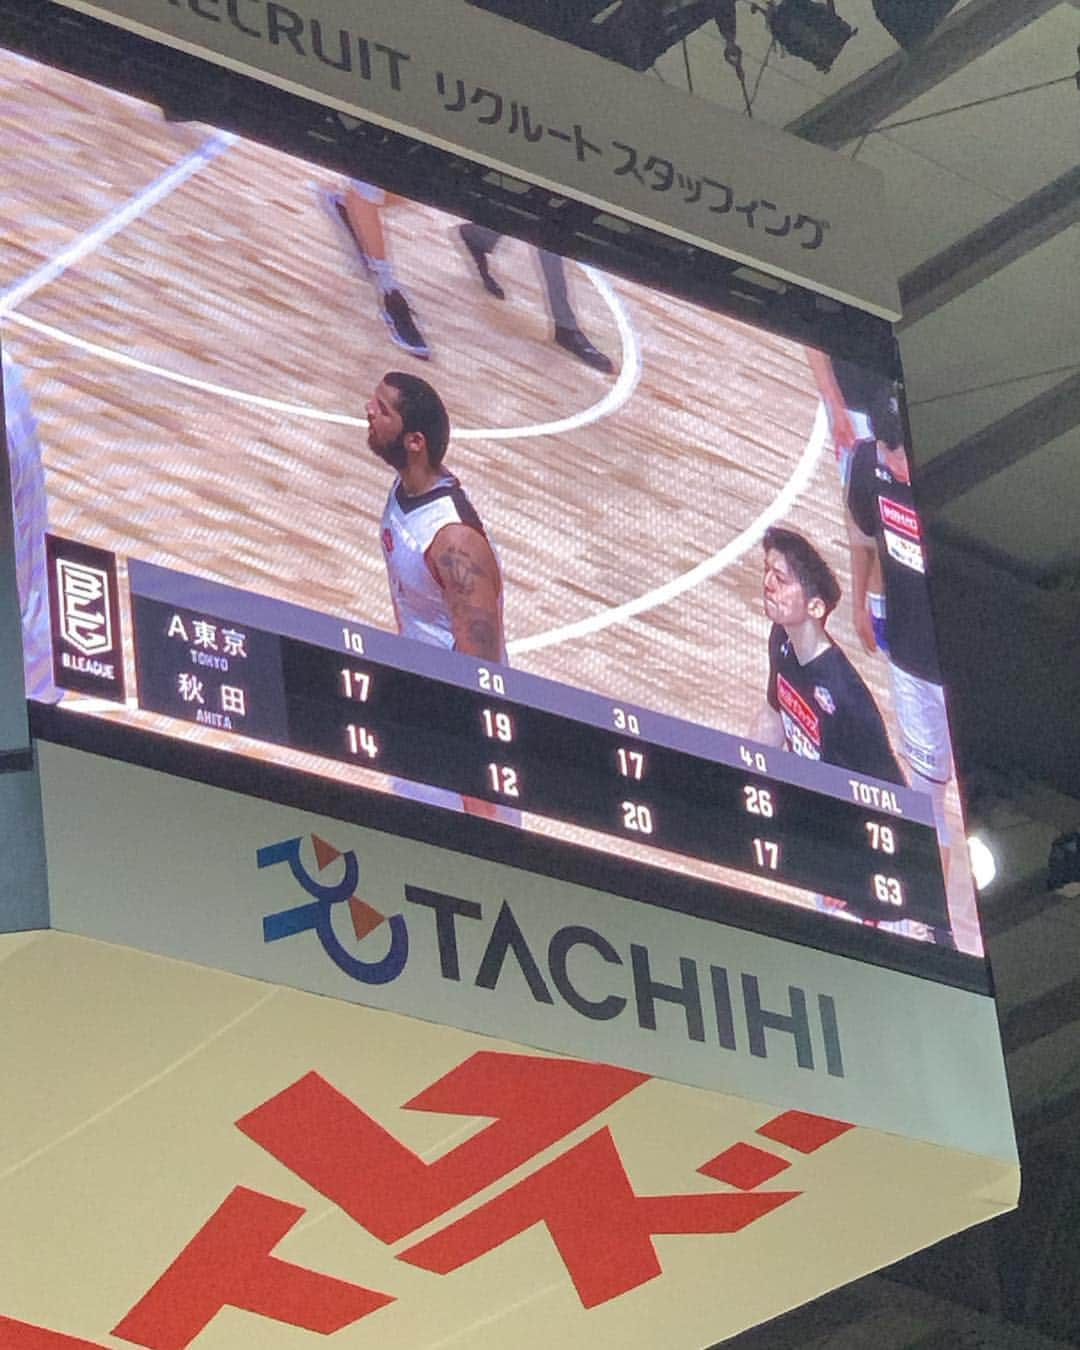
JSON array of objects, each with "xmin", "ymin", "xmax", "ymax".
[{"xmin": 428, "ymin": 523, "xmax": 504, "ymax": 660}]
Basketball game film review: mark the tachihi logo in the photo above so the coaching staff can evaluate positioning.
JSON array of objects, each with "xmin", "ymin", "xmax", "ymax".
[
  {"xmin": 0, "ymin": 1051, "xmax": 854, "ymax": 1348},
  {"xmin": 255, "ymin": 832, "xmax": 847, "ymax": 1077},
  {"xmin": 259, "ymin": 833, "xmax": 409, "ymax": 983},
  {"xmin": 55, "ymin": 556, "xmax": 113, "ymax": 655}
]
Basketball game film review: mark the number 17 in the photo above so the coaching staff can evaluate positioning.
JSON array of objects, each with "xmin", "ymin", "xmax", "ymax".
[
  {"xmin": 616, "ymin": 747, "xmax": 645, "ymax": 780},
  {"xmin": 753, "ymin": 838, "xmax": 780, "ymax": 870}
]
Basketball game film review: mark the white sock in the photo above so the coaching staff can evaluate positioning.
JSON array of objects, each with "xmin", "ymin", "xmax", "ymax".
[{"xmin": 369, "ymin": 257, "xmax": 399, "ymax": 297}]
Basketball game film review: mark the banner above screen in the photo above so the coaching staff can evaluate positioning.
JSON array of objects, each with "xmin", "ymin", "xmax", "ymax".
[{"xmin": 50, "ymin": 0, "xmax": 901, "ymax": 318}]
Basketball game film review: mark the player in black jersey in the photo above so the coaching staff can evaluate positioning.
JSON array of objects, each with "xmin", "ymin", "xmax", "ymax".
[
  {"xmin": 752, "ymin": 526, "xmax": 903, "ymax": 785},
  {"xmin": 808, "ymin": 349, "xmax": 888, "ymax": 643},
  {"xmin": 846, "ymin": 388, "xmax": 963, "ymax": 862},
  {"xmin": 845, "ymin": 392, "xmax": 974, "ymax": 946},
  {"xmin": 846, "ymin": 391, "xmax": 949, "ymax": 797}
]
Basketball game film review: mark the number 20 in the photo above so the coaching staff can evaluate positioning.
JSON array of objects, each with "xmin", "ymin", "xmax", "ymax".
[{"xmin": 621, "ymin": 801, "xmax": 653, "ymax": 834}]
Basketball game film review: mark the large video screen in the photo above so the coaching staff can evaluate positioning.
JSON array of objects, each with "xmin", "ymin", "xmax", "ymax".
[{"xmin": 0, "ymin": 48, "xmax": 982, "ymax": 959}]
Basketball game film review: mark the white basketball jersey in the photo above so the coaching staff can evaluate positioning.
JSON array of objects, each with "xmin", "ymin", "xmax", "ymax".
[{"xmin": 380, "ymin": 473, "xmax": 504, "ymax": 656}]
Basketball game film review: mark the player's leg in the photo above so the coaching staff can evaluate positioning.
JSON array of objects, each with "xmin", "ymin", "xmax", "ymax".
[
  {"xmin": 458, "ymin": 228, "xmax": 614, "ymax": 373},
  {"xmin": 457, "ymin": 222, "xmax": 506, "ymax": 300},
  {"xmin": 888, "ymin": 664, "xmax": 972, "ymax": 947},
  {"xmin": 539, "ymin": 249, "xmax": 614, "ymax": 373},
  {"xmin": 320, "ymin": 180, "xmax": 430, "ymax": 360},
  {"xmin": 341, "ymin": 185, "xmax": 387, "ymax": 261}
]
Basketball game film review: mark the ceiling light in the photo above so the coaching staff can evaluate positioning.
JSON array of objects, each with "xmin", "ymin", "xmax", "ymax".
[{"xmin": 967, "ymin": 835, "xmax": 997, "ymax": 892}]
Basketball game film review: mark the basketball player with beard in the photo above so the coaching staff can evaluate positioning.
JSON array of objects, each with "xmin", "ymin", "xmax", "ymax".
[
  {"xmin": 366, "ymin": 371, "xmax": 506, "ymax": 819},
  {"xmin": 366, "ymin": 371, "xmax": 504, "ymax": 661}
]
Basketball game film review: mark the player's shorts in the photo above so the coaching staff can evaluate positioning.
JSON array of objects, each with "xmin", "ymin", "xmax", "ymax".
[
  {"xmin": 888, "ymin": 664, "xmax": 952, "ymax": 787},
  {"xmin": 349, "ymin": 179, "xmax": 387, "ymax": 206},
  {"xmin": 391, "ymin": 775, "xmax": 465, "ymax": 812},
  {"xmin": 837, "ymin": 409, "xmax": 872, "ymax": 489},
  {"xmin": 391, "ymin": 775, "xmax": 521, "ymax": 826},
  {"xmin": 868, "ymin": 591, "xmax": 889, "ymax": 654}
]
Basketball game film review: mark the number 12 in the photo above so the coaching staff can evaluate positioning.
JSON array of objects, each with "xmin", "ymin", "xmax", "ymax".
[{"xmin": 487, "ymin": 764, "xmax": 519, "ymax": 797}]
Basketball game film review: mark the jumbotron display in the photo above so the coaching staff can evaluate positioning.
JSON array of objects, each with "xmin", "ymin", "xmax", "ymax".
[{"xmin": 0, "ymin": 48, "xmax": 982, "ymax": 958}]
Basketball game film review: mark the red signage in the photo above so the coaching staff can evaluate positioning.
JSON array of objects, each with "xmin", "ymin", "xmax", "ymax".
[{"xmin": 1, "ymin": 1051, "xmax": 851, "ymax": 1347}]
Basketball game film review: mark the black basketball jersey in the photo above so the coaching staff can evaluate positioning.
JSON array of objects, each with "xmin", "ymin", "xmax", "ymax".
[
  {"xmin": 767, "ymin": 624, "xmax": 904, "ymax": 784},
  {"xmin": 848, "ymin": 440, "xmax": 941, "ymax": 683}
]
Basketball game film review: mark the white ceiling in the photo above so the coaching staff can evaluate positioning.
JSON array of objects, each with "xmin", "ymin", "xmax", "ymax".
[{"xmin": 662, "ymin": 0, "xmax": 1080, "ymax": 584}]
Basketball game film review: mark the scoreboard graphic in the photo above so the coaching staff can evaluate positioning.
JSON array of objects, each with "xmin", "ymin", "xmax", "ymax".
[
  {"xmin": 1, "ymin": 43, "xmax": 981, "ymax": 964},
  {"xmin": 113, "ymin": 554, "xmax": 947, "ymax": 928}
]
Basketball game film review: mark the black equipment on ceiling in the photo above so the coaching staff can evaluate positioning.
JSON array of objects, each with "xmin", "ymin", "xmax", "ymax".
[
  {"xmin": 871, "ymin": 0, "xmax": 961, "ymax": 50},
  {"xmin": 465, "ymin": 0, "xmax": 960, "ymax": 78},
  {"xmin": 764, "ymin": 0, "xmax": 856, "ymax": 72},
  {"xmin": 466, "ymin": 0, "xmax": 740, "ymax": 71}
]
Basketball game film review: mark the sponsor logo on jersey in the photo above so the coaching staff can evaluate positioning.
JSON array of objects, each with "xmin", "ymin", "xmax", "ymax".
[
  {"xmin": 777, "ymin": 674, "xmax": 821, "ymax": 758},
  {"xmin": 813, "ymin": 685, "xmax": 836, "ymax": 716},
  {"xmin": 879, "ymin": 497, "xmax": 925, "ymax": 573},
  {"xmin": 883, "ymin": 530, "xmax": 925, "ymax": 574},
  {"xmin": 878, "ymin": 496, "xmax": 920, "ymax": 540}
]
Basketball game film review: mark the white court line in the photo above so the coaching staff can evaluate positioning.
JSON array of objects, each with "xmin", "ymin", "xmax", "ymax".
[
  {"xmin": 4, "ymin": 310, "xmax": 367, "ymax": 423},
  {"xmin": 62, "ymin": 410, "xmax": 823, "ymax": 707},
  {"xmin": 3, "ymin": 261, "xmax": 639, "ymax": 441},
  {"xmin": 507, "ymin": 402, "xmax": 829, "ymax": 656},
  {"xmin": 0, "ymin": 131, "xmax": 236, "ymax": 318}
]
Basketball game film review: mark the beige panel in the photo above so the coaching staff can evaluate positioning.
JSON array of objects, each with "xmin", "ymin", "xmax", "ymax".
[
  {"xmin": 0, "ymin": 931, "xmax": 275, "ymax": 1174},
  {"xmin": 0, "ymin": 930, "xmax": 41, "ymax": 963},
  {"xmin": 0, "ymin": 933, "xmax": 1017, "ymax": 1349}
]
